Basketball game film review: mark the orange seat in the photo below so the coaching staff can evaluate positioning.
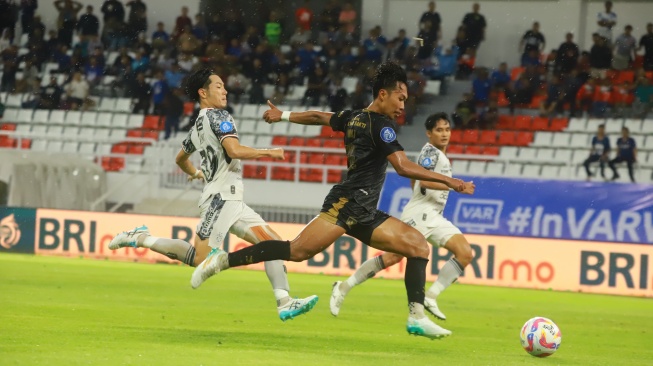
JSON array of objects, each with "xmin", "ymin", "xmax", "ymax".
[
  {"xmin": 450, "ymin": 130, "xmax": 463, "ymax": 143},
  {"xmin": 126, "ymin": 129, "xmax": 143, "ymax": 138},
  {"xmin": 255, "ymin": 166, "xmax": 268, "ymax": 179},
  {"xmin": 300, "ymin": 168, "xmax": 323, "ymax": 183},
  {"xmin": 108, "ymin": 157, "xmax": 125, "ymax": 171},
  {"xmin": 327, "ymin": 170, "xmax": 343, "ymax": 183},
  {"xmin": 320, "ymin": 126, "xmax": 343, "ymax": 138},
  {"xmin": 447, "ymin": 144, "xmax": 464, "ymax": 154},
  {"xmin": 528, "ymin": 94, "xmax": 546, "ymax": 109},
  {"xmin": 243, "ymin": 165, "xmax": 258, "ymax": 179},
  {"xmin": 101, "ymin": 157, "xmax": 112, "ymax": 170},
  {"xmin": 272, "ymin": 136, "xmax": 288, "ymax": 145},
  {"xmin": 617, "ymin": 70, "xmax": 635, "ymax": 84},
  {"xmin": 283, "ymin": 151, "xmax": 296, "ymax": 162},
  {"xmin": 549, "ymin": 118, "xmax": 568, "ymax": 131},
  {"xmin": 516, "ymin": 131, "xmax": 534, "ymax": 146},
  {"xmin": 498, "ymin": 131, "xmax": 517, "ymax": 146},
  {"xmin": 143, "ymin": 115, "xmax": 163, "ymax": 130},
  {"xmin": 484, "ymin": 146, "xmax": 500, "ymax": 155},
  {"xmin": 479, "ymin": 131, "xmax": 497, "ymax": 145},
  {"xmin": 128, "ymin": 145, "xmax": 144, "ymax": 154},
  {"xmin": 511, "ymin": 67, "xmax": 525, "ymax": 81},
  {"xmin": 462, "ymin": 130, "xmax": 479, "ymax": 144},
  {"xmin": 183, "ymin": 102, "xmax": 195, "ymax": 115},
  {"xmin": 531, "ymin": 116, "xmax": 549, "ymax": 131},
  {"xmin": 20, "ymin": 138, "xmax": 32, "ymax": 149},
  {"xmin": 272, "ymin": 167, "xmax": 295, "ymax": 181},
  {"xmin": 323, "ymin": 139, "xmax": 341, "ymax": 149},
  {"xmin": 289, "ymin": 137, "xmax": 305, "ymax": 146},
  {"xmin": 605, "ymin": 70, "xmax": 618, "ymax": 83},
  {"xmin": 142, "ymin": 131, "xmax": 159, "ymax": 141},
  {"xmin": 497, "ymin": 91, "xmax": 509, "ymax": 107},
  {"xmin": 0, "ymin": 136, "xmax": 16, "ymax": 148},
  {"xmin": 514, "ymin": 115, "xmax": 532, "ymax": 130},
  {"xmin": 466, "ymin": 145, "xmax": 482, "ymax": 155},
  {"xmin": 111, "ymin": 143, "xmax": 128, "ymax": 154},
  {"xmin": 1, "ymin": 123, "xmax": 17, "ymax": 131},
  {"xmin": 324, "ymin": 155, "xmax": 341, "ymax": 166},
  {"xmin": 497, "ymin": 115, "xmax": 514, "ymax": 130},
  {"xmin": 305, "ymin": 138, "xmax": 322, "ymax": 147},
  {"xmin": 308, "ymin": 153, "xmax": 325, "ymax": 165}
]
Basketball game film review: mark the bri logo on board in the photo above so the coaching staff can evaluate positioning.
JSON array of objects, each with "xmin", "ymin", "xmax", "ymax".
[{"xmin": 0, "ymin": 214, "xmax": 21, "ymax": 249}]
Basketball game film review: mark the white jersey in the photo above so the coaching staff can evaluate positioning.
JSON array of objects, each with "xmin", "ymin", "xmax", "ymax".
[
  {"xmin": 181, "ymin": 108, "xmax": 244, "ymax": 205},
  {"xmin": 401, "ymin": 143, "xmax": 452, "ymax": 220},
  {"xmin": 597, "ymin": 11, "xmax": 617, "ymax": 40}
]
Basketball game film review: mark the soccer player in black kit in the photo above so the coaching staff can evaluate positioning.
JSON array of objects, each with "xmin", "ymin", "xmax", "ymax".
[{"xmin": 191, "ymin": 61, "xmax": 473, "ymax": 339}]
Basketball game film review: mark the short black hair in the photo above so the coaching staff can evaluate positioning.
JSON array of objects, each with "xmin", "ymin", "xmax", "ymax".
[
  {"xmin": 598, "ymin": 124, "xmax": 605, "ymax": 129},
  {"xmin": 185, "ymin": 68, "xmax": 214, "ymax": 102},
  {"xmin": 372, "ymin": 61, "xmax": 407, "ymax": 98},
  {"xmin": 425, "ymin": 112, "xmax": 450, "ymax": 130}
]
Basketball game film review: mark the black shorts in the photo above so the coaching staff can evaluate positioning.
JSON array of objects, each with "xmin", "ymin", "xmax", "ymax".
[{"xmin": 319, "ymin": 191, "xmax": 390, "ymax": 244}]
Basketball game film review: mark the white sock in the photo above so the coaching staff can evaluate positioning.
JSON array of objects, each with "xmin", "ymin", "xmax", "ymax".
[
  {"xmin": 409, "ymin": 302, "xmax": 426, "ymax": 319},
  {"xmin": 339, "ymin": 256, "xmax": 385, "ymax": 295},
  {"xmin": 274, "ymin": 289, "xmax": 291, "ymax": 307},
  {"xmin": 426, "ymin": 258, "xmax": 464, "ymax": 299}
]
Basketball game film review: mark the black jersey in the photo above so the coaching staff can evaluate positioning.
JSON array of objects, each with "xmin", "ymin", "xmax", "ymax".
[{"xmin": 328, "ymin": 109, "xmax": 404, "ymax": 211}]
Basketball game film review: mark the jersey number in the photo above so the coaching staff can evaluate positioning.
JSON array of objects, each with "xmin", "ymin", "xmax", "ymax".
[{"xmin": 199, "ymin": 145, "xmax": 218, "ymax": 181}]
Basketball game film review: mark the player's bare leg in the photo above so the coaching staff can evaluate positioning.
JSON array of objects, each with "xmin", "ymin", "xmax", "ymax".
[
  {"xmin": 365, "ymin": 217, "xmax": 451, "ymax": 339},
  {"xmin": 424, "ymin": 234, "xmax": 473, "ymax": 320}
]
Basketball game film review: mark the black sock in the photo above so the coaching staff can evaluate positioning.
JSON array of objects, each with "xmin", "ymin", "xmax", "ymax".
[
  {"xmin": 405, "ymin": 257, "xmax": 428, "ymax": 305},
  {"xmin": 227, "ymin": 240, "xmax": 291, "ymax": 268}
]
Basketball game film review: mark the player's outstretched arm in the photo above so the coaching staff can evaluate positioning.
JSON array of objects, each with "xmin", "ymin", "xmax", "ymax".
[
  {"xmin": 387, "ymin": 151, "xmax": 468, "ymax": 192},
  {"xmin": 262, "ymin": 100, "xmax": 333, "ymax": 126},
  {"xmin": 222, "ymin": 137, "xmax": 285, "ymax": 160},
  {"xmin": 175, "ymin": 148, "xmax": 204, "ymax": 181}
]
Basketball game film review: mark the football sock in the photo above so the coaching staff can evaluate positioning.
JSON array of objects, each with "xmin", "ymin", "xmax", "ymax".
[
  {"xmin": 139, "ymin": 234, "xmax": 196, "ymax": 266},
  {"xmin": 227, "ymin": 240, "xmax": 291, "ymax": 268},
  {"xmin": 264, "ymin": 260, "xmax": 291, "ymax": 306},
  {"xmin": 340, "ymin": 255, "xmax": 386, "ymax": 295},
  {"xmin": 426, "ymin": 257, "xmax": 464, "ymax": 298},
  {"xmin": 405, "ymin": 257, "xmax": 428, "ymax": 319}
]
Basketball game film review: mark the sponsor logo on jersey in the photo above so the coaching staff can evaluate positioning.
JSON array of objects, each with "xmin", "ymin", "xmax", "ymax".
[
  {"xmin": 220, "ymin": 121, "xmax": 234, "ymax": 132},
  {"xmin": 421, "ymin": 157, "xmax": 432, "ymax": 168},
  {"xmin": 380, "ymin": 127, "xmax": 396, "ymax": 143},
  {"xmin": 0, "ymin": 214, "xmax": 21, "ymax": 249}
]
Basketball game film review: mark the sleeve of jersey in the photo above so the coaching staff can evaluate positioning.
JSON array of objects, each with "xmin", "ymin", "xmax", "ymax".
[
  {"xmin": 329, "ymin": 110, "xmax": 353, "ymax": 132},
  {"xmin": 417, "ymin": 145, "xmax": 439, "ymax": 171},
  {"xmin": 181, "ymin": 130, "xmax": 196, "ymax": 154},
  {"xmin": 207, "ymin": 109, "xmax": 239, "ymax": 143},
  {"xmin": 373, "ymin": 119, "xmax": 404, "ymax": 156}
]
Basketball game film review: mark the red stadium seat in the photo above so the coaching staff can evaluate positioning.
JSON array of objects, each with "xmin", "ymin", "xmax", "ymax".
[
  {"xmin": 127, "ymin": 145, "xmax": 144, "ymax": 154},
  {"xmin": 111, "ymin": 143, "xmax": 128, "ymax": 154},
  {"xmin": 272, "ymin": 167, "xmax": 295, "ymax": 181},
  {"xmin": 483, "ymin": 146, "xmax": 500, "ymax": 155},
  {"xmin": 516, "ymin": 131, "xmax": 534, "ymax": 146},
  {"xmin": 447, "ymin": 144, "xmax": 464, "ymax": 154},
  {"xmin": 320, "ymin": 126, "xmax": 343, "ymax": 138},
  {"xmin": 255, "ymin": 166, "xmax": 268, "ymax": 179},
  {"xmin": 243, "ymin": 165, "xmax": 258, "ymax": 179},
  {"xmin": 183, "ymin": 102, "xmax": 195, "ymax": 115},
  {"xmin": 308, "ymin": 153, "xmax": 325, "ymax": 165},
  {"xmin": 497, "ymin": 115, "xmax": 514, "ymax": 130},
  {"xmin": 528, "ymin": 94, "xmax": 546, "ymax": 109},
  {"xmin": 462, "ymin": 130, "xmax": 479, "ymax": 144},
  {"xmin": 617, "ymin": 70, "xmax": 635, "ymax": 84},
  {"xmin": 1, "ymin": 123, "xmax": 17, "ymax": 131},
  {"xmin": 466, "ymin": 145, "xmax": 482, "ymax": 155},
  {"xmin": 0, "ymin": 136, "xmax": 16, "ymax": 148},
  {"xmin": 531, "ymin": 116, "xmax": 549, "ymax": 131},
  {"xmin": 300, "ymin": 168, "xmax": 323, "ymax": 182},
  {"xmin": 497, "ymin": 91, "xmax": 510, "ymax": 107},
  {"xmin": 450, "ymin": 130, "xmax": 463, "ymax": 143},
  {"xmin": 305, "ymin": 138, "xmax": 322, "ymax": 147},
  {"xmin": 126, "ymin": 129, "xmax": 143, "ymax": 138},
  {"xmin": 549, "ymin": 118, "xmax": 568, "ymax": 131},
  {"xmin": 479, "ymin": 131, "xmax": 497, "ymax": 145},
  {"xmin": 20, "ymin": 139, "xmax": 32, "ymax": 149},
  {"xmin": 143, "ymin": 115, "xmax": 163, "ymax": 130},
  {"xmin": 101, "ymin": 157, "xmax": 112, "ymax": 170},
  {"xmin": 327, "ymin": 170, "xmax": 343, "ymax": 183},
  {"xmin": 142, "ymin": 131, "xmax": 159, "ymax": 141},
  {"xmin": 108, "ymin": 157, "xmax": 125, "ymax": 171},
  {"xmin": 514, "ymin": 115, "xmax": 532, "ymax": 130},
  {"xmin": 283, "ymin": 151, "xmax": 296, "ymax": 162},
  {"xmin": 324, "ymin": 154, "xmax": 342, "ymax": 166},
  {"xmin": 289, "ymin": 137, "xmax": 305, "ymax": 146},
  {"xmin": 511, "ymin": 67, "xmax": 525, "ymax": 81},
  {"xmin": 498, "ymin": 131, "xmax": 517, "ymax": 146},
  {"xmin": 323, "ymin": 139, "xmax": 341, "ymax": 149},
  {"xmin": 271, "ymin": 136, "xmax": 288, "ymax": 145}
]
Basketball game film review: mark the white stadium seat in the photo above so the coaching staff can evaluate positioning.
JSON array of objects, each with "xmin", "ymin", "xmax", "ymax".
[
  {"xmin": 553, "ymin": 149, "xmax": 572, "ymax": 164},
  {"xmin": 32, "ymin": 110, "xmax": 50, "ymax": 124},
  {"xmin": 81, "ymin": 111, "xmax": 99, "ymax": 127},
  {"xmin": 550, "ymin": 133, "xmax": 571, "ymax": 148},
  {"xmin": 504, "ymin": 162, "xmax": 523, "ymax": 177},
  {"xmin": 112, "ymin": 114, "xmax": 128, "ymax": 128},
  {"xmin": 536, "ymin": 148, "xmax": 555, "ymax": 161},
  {"xmin": 96, "ymin": 112, "xmax": 113, "ymax": 128},
  {"xmin": 467, "ymin": 161, "xmax": 486, "ymax": 176},
  {"xmin": 522, "ymin": 164, "xmax": 541, "ymax": 178},
  {"xmin": 569, "ymin": 133, "xmax": 589, "ymax": 148},
  {"xmin": 485, "ymin": 161, "xmax": 504, "ymax": 176},
  {"xmin": 50, "ymin": 110, "xmax": 66, "ymax": 124},
  {"xmin": 518, "ymin": 147, "xmax": 537, "ymax": 161},
  {"xmin": 623, "ymin": 118, "xmax": 642, "ymax": 133},
  {"xmin": 65, "ymin": 111, "xmax": 82, "ymax": 125},
  {"xmin": 62, "ymin": 141, "xmax": 79, "ymax": 153},
  {"xmin": 115, "ymin": 98, "xmax": 133, "ymax": 113},
  {"xmin": 532, "ymin": 131, "xmax": 552, "ymax": 147},
  {"xmin": 586, "ymin": 118, "xmax": 604, "ymax": 132},
  {"xmin": 127, "ymin": 114, "xmax": 144, "ymax": 128}
]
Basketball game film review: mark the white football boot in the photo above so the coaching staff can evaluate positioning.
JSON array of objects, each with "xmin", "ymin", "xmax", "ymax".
[
  {"xmin": 406, "ymin": 316, "xmax": 452, "ymax": 340},
  {"xmin": 329, "ymin": 281, "xmax": 346, "ymax": 316},
  {"xmin": 190, "ymin": 247, "xmax": 227, "ymax": 289},
  {"xmin": 108, "ymin": 225, "xmax": 149, "ymax": 250},
  {"xmin": 277, "ymin": 295, "xmax": 319, "ymax": 321},
  {"xmin": 424, "ymin": 296, "xmax": 446, "ymax": 320}
]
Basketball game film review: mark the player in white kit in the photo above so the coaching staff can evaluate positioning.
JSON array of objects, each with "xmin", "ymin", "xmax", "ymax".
[
  {"xmin": 329, "ymin": 113, "xmax": 475, "ymax": 333},
  {"xmin": 109, "ymin": 69, "xmax": 318, "ymax": 321}
]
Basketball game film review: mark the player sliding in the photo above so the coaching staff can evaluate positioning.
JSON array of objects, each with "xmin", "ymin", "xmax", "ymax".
[
  {"xmin": 109, "ymin": 69, "xmax": 318, "ymax": 321},
  {"xmin": 191, "ymin": 61, "xmax": 474, "ymax": 339},
  {"xmin": 330, "ymin": 113, "xmax": 475, "ymax": 330}
]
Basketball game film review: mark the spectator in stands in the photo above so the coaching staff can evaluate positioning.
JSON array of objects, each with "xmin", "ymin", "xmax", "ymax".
[
  {"xmin": 29, "ymin": 14, "xmax": 45, "ymax": 41},
  {"xmin": 328, "ymin": 77, "xmax": 348, "ymax": 112},
  {"xmin": 349, "ymin": 82, "xmax": 369, "ymax": 110},
  {"xmin": 597, "ymin": 1, "xmax": 617, "ymax": 43},
  {"xmin": 612, "ymin": 81, "xmax": 634, "ymax": 117},
  {"xmin": 192, "ymin": 14, "xmax": 207, "ymax": 41},
  {"xmin": 633, "ymin": 76, "xmax": 653, "ymax": 118},
  {"xmin": 420, "ymin": 1, "xmax": 441, "ymax": 42},
  {"xmin": 132, "ymin": 31, "xmax": 151, "ymax": 56},
  {"xmin": 249, "ymin": 58, "xmax": 268, "ymax": 104},
  {"xmin": 583, "ymin": 124, "xmax": 610, "ymax": 180},
  {"xmin": 452, "ymin": 92, "xmax": 477, "ymax": 129},
  {"xmin": 405, "ymin": 67, "xmax": 426, "ymax": 125},
  {"xmin": 151, "ymin": 21, "xmax": 169, "ymax": 51},
  {"xmin": 270, "ymin": 72, "xmax": 290, "ymax": 105},
  {"xmin": 302, "ymin": 64, "xmax": 327, "ymax": 106},
  {"xmin": 223, "ymin": 9, "xmax": 245, "ymax": 45},
  {"xmin": 14, "ymin": 57, "xmax": 38, "ymax": 93},
  {"xmin": 520, "ymin": 22, "xmax": 545, "ymax": 65},
  {"xmin": 265, "ymin": 11, "xmax": 282, "ymax": 46},
  {"xmin": 505, "ymin": 73, "xmax": 535, "ymax": 114},
  {"xmin": 490, "ymin": 62, "xmax": 510, "ymax": 91},
  {"xmin": 125, "ymin": 0, "xmax": 147, "ymax": 41},
  {"xmin": 637, "ymin": 23, "xmax": 653, "ymax": 71},
  {"xmin": 563, "ymin": 69, "xmax": 583, "ymax": 117},
  {"xmin": 64, "ymin": 71, "xmax": 89, "ymax": 110},
  {"xmin": 472, "ymin": 68, "xmax": 491, "ymax": 105},
  {"xmin": 479, "ymin": 101, "xmax": 499, "ymax": 130},
  {"xmin": 363, "ymin": 27, "xmax": 386, "ymax": 64},
  {"xmin": 38, "ymin": 76, "xmax": 64, "ymax": 110},
  {"xmin": 85, "ymin": 56, "xmax": 104, "ymax": 88},
  {"xmin": 589, "ymin": 33, "xmax": 612, "ymax": 79},
  {"xmin": 77, "ymin": 5, "xmax": 99, "ymax": 41},
  {"xmin": 163, "ymin": 88, "xmax": 183, "ymax": 140},
  {"xmin": 20, "ymin": 0, "xmax": 38, "ymax": 36},
  {"xmin": 612, "ymin": 25, "xmax": 636, "ymax": 70},
  {"xmin": 55, "ymin": 0, "xmax": 83, "ymax": 47},
  {"xmin": 339, "ymin": 1, "xmax": 357, "ymax": 35},
  {"xmin": 556, "ymin": 32, "xmax": 579, "ymax": 75},
  {"xmin": 592, "ymin": 78, "xmax": 612, "ymax": 117},
  {"xmin": 318, "ymin": 0, "xmax": 340, "ymax": 44},
  {"xmin": 226, "ymin": 68, "xmax": 249, "ymax": 104},
  {"xmin": 177, "ymin": 27, "xmax": 200, "ymax": 56},
  {"xmin": 21, "ymin": 77, "xmax": 42, "ymax": 108},
  {"xmin": 295, "ymin": 0, "xmax": 313, "ymax": 32},
  {"xmin": 521, "ymin": 49, "xmax": 541, "ymax": 67},
  {"xmin": 456, "ymin": 47, "xmax": 476, "ymax": 80},
  {"xmin": 129, "ymin": 72, "xmax": 151, "ymax": 114},
  {"xmin": 539, "ymin": 76, "xmax": 564, "ymax": 117},
  {"xmin": 101, "ymin": 0, "xmax": 125, "ymax": 48},
  {"xmin": 205, "ymin": 13, "xmax": 224, "ymax": 41},
  {"xmin": 609, "ymin": 127, "xmax": 637, "ymax": 182},
  {"xmin": 389, "ymin": 29, "xmax": 409, "ymax": 61},
  {"xmin": 151, "ymin": 70, "xmax": 168, "ymax": 115},
  {"xmin": 289, "ymin": 26, "xmax": 311, "ymax": 46},
  {"xmin": 416, "ymin": 20, "xmax": 436, "ymax": 61},
  {"xmin": 110, "ymin": 55, "xmax": 133, "ymax": 96},
  {"xmin": 0, "ymin": 28, "xmax": 10, "ymax": 53},
  {"xmin": 461, "ymin": 2, "xmax": 486, "ymax": 50},
  {"xmin": 0, "ymin": 1, "xmax": 18, "ymax": 42},
  {"xmin": 164, "ymin": 62, "xmax": 186, "ymax": 89},
  {"xmin": 173, "ymin": 6, "xmax": 192, "ymax": 39},
  {"xmin": 544, "ymin": 49, "xmax": 557, "ymax": 80},
  {"xmin": 0, "ymin": 44, "xmax": 17, "ymax": 92}
]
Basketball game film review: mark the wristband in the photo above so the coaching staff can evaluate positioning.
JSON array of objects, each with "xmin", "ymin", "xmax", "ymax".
[
  {"xmin": 192, "ymin": 170, "xmax": 201, "ymax": 178},
  {"xmin": 281, "ymin": 111, "xmax": 291, "ymax": 122}
]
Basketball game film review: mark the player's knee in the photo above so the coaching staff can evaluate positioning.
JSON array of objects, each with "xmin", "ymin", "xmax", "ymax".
[
  {"xmin": 400, "ymin": 231, "xmax": 429, "ymax": 258},
  {"xmin": 452, "ymin": 238, "xmax": 473, "ymax": 267},
  {"xmin": 288, "ymin": 243, "xmax": 314, "ymax": 262},
  {"xmin": 382, "ymin": 252, "xmax": 403, "ymax": 266}
]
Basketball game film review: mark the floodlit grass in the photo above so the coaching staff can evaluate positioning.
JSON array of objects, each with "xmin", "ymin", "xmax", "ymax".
[{"xmin": 0, "ymin": 254, "xmax": 651, "ymax": 365}]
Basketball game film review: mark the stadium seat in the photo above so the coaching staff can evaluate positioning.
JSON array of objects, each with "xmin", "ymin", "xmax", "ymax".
[
  {"xmin": 128, "ymin": 145, "xmax": 144, "ymax": 154},
  {"xmin": 623, "ymin": 118, "xmax": 642, "ymax": 132},
  {"xmin": 115, "ymin": 98, "xmax": 133, "ymax": 113},
  {"xmin": 142, "ymin": 131, "xmax": 159, "ymax": 141},
  {"xmin": 498, "ymin": 131, "xmax": 517, "ymax": 146},
  {"xmin": 540, "ymin": 165, "xmax": 561, "ymax": 179},
  {"xmin": 510, "ymin": 67, "xmax": 525, "ymax": 80},
  {"xmin": 605, "ymin": 118, "xmax": 623, "ymax": 134},
  {"xmin": 32, "ymin": 110, "xmax": 50, "ymax": 124},
  {"xmin": 571, "ymin": 149, "xmax": 587, "ymax": 164},
  {"xmin": 499, "ymin": 146, "xmax": 518, "ymax": 159},
  {"xmin": 308, "ymin": 153, "xmax": 325, "ymax": 165},
  {"xmin": 5, "ymin": 94, "xmax": 25, "ymax": 108},
  {"xmin": 78, "ymin": 142, "xmax": 96, "ymax": 155},
  {"xmin": 271, "ymin": 136, "xmax": 288, "ymax": 145},
  {"xmin": 327, "ymin": 170, "xmax": 343, "ymax": 183},
  {"xmin": 127, "ymin": 114, "xmax": 144, "ymax": 128},
  {"xmin": 531, "ymin": 116, "xmax": 548, "ymax": 131},
  {"xmin": 516, "ymin": 131, "xmax": 534, "ymax": 146},
  {"xmin": 586, "ymin": 118, "xmax": 604, "ymax": 132},
  {"xmin": 62, "ymin": 141, "xmax": 79, "ymax": 153},
  {"xmin": 271, "ymin": 122, "xmax": 289, "ymax": 135},
  {"xmin": 0, "ymin": 136, "xmax": 16, "ymax": 148},
  {"xmin": 462, "ymin": 130, "xmax": 479, "ymax": 144},
  {"xmin": 96, "ymin": 112, "xmax": 113, "ymax": 128},
  {"xmin": 504, "ymin": 162, "xmax": 523, "ymax": 177},
  {"xmin": 550, "ymin": 133, "xmax": 571, "ymax": 148},
  {"xmin": 0, "ymin": 123, "xmax": 16, "ymax": 131},
  {"xmin": 549, "ymin": 117, "xmax": 568, "ymax": 131},
  {"xmin": 47, "ymin": 141, "xmax": 63, "ymax": 153},
  {"xmin": 15, "ymin": 109, "xmax": 33, "ymax": 123},
  {"xmin": 126, "ymin": 129, "xmax": 143, "ymax": 138},
  {"xmin": 479, "ymin": 131, "xmax": 497, "ymax": 145},
  {"xmin": 143, "ymin": 115, "xmax": 163, "ymax": 130},
  {"xmin": 288, "ymin": 123, "xmax": 305, "ymax": 136},
  {"xmin": 98, "ymin": 98, "xmax": 116, "ymax": 111},
  {"xmin": 304, "ymin": 125, "xmax": 322, "ymax": 136},
  {"xmin": 32, "ymin": 125, "xmax": 47, "ymax": 135},
  {"xmin": 522, "ymin": 164, "xmax": 541, "ymax": 178},
  {"xmin": 467, "ymin": 161, "xmax": 486, "ymax": 175},
  {"xmin": 238, "ymin": 120, "xmax": 257, "ymax": 134},
  {"xmin": 484, "ymin": 146, "xmax": 500, "ymax": 155},
  {"xmin": 553, "ymin": 149, "xmax": 572, "ymax": 164},
  {"xmin": 241, "ymin": 104, "xmax": 259, "ymax": 119},
  {"xmin": 450, "ymin": 130, "xmax": 463, "ymax": 143},
  {"xmin": 320, "ymin": 126, "xmax": 343, "ymax": 138},
  {"xmin": 289, "ymin": 137, "xmax": 305, "ymax": 146},
  {"xmin": 305, "ymin": 138, "xmax": 322, "ymax": 147},
  {"xmin": 112, "ymin": 114, "xmax": 128, "ymax": 128},
  {"xmin": 47, "ymin": 126, "xmax": 63, "ymax": 135},
  {"xmin": 497, "ymin": 115, "xmax": 514, "ymax": 130},
  {"xmin": 272, "ymin": 167, "xmax": 295, "ymax": 181},
  {"xmin": 515, "ymin": 115, "xmax": 533, "ymax": 130},
  {"xmin": 485, "ymin": 161, "xmax": 504, "ymax": 176},
  {"xmin": 518, "ymin": 147, "xmax": 537, "ymax": 161},
  {"xmin": 111, "ymin": 143, "xmax": 128, "ymax": 154},
  {"xmin": 531, "ymin": 131, "xmax": 552, "ymax": 147},
  {"xmin": 466, "ymin": 145, "xmax": 482, "ymax": 155},
  {"xmin": 537, "ymin": 148, "xmax": 555, "ymax": 161},
  {"xmin": 323, "ymin": 139, "xmax": 341, "ymax": 149},
  {"xmin": 642, "ymin": 120, "xmax": 653, "ymax": 135},
  {"xmin": 447, "ymin": 144, "xmax": 464, "ymax": 154},
  {"xmin": 81, "ymin": 111, "xmax": 99, "ymax": 127}
]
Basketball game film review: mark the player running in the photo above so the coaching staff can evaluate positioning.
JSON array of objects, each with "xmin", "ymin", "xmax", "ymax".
[
  {"xmin": 191, "ymin": 61, "xmax": 474, "ymax": 339},
  {"xmin": 329, "ymin": 113, "xmax": 475, "ymax": 333},
  {"xmin": 109, "ymin": 69, "xmax": 318, "ymax": 321}
]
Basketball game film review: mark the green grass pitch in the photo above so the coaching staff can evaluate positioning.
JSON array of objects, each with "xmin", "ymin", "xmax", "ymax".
[{"xmin": 1, "ymin": 253, "xmax": 651, "ymax": 366}]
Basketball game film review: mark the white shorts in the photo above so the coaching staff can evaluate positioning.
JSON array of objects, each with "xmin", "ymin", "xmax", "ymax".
[
  {"xmin": 401, "ymin": 211, "xmax": 462, "ymax": 248},
  {"xmin": 196, "ymin": 194, "xmax": 267, "ymax": 248}
]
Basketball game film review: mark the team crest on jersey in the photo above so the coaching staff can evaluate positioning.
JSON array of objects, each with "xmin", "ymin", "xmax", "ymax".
[
  {"xmin": 380, "ymin": 127, "xmax": 396, "ymax": 143},
  {"xmin": 219, "ymin": 121, "xmax": 233, "ymax": 132},
  {"xmin": 421, "ymin": 157, "xmax": 432, "ymax": 168}
]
